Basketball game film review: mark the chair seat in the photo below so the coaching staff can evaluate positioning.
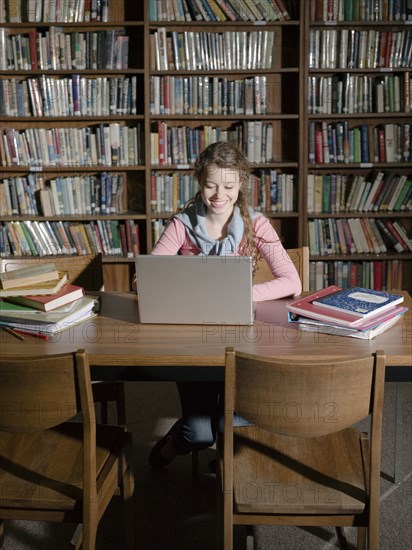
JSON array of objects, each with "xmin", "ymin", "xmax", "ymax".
[
  {"xmin": 0, "ymin": 422, "xmax": 130, "ymax": 511},
  {"xmin": 232, "ymin": 425, "xmax": 368, "ymax": 515}
]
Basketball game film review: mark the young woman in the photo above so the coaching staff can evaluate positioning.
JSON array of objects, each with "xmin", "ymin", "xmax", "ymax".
[{"xmin": 146, "ymin": 141, "xmax": 302, "ymax": 469}]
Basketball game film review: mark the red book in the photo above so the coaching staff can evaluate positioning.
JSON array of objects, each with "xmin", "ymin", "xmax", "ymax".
[
  {"xmin": 287, "ymin": 285, "xmax": 406, "ymax": 328},
  {"xmin": 119, "ymin": 223, "xmax": 128, "ymax": 256},
  {"xmin": 373, "ymin": 261, "xmax": 384, "ymax": 291},
  {"xmin": 377, "ymin": 127, "xmax": 386, "ymax": 161},
  {"xmin": 28, "ymin": 31, "xmax": 38, "ymax": 70},
  {"xmin": 158, "ymin": 121, "xmax": 166, "ymax": 165},
  {"xmin": 349, "ymin": 263, "xmax": 357, "ymax": 288},
  {"xmin": 378, "ymin": 31, "xmax": 387, "ymax": 67},
  {"xmin": 7, "ymin": 284, "xmax": 84, "ymax": 312},
  {"xmin": 315, "ymin": 124, "xmax": 323, "ymax": 163},
  {"xmin": 384, "ymin": 31, "xmax": 393, "ymax": 68}
]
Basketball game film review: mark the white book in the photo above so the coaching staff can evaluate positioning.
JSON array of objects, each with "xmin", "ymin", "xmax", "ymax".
[
  {"xmin": 369, "ymin": 219, "xmax": 387, "ymax": 253},
  {"xmin": 34, "ymin": 221, "xmax": 57, "ymax": 255},
  {"xmin": 254, "ymin": 120, "xmax": 262, "ymax": 164},
  {"xmin": 347, "ymin": 218, "xmax": 363, "ymax": 253},
  {"xmin": 286, "ymin": 174, "xmax": 294, "ymax": 212},
  {"xmin": 25, "ymin": 220, "xmax": 47, "ymax": 256},
  {"xmin": 265, "ymin": 123, "xmax": 273, "ymax": 162},
  {"xmin": 376, "ymin": 81, "xmax": 384, "ymax": 112},
  {"xmin": 244, "ymin": 78, "xmax": 254, "ymax": 115},
  {"xmin": 363, "ymin": 171, "xmax": 384, "ymax": 211},
  {"xmin": 357, "ymin": 179, "xmax": 372, "ymax": 211},
  {"xmin": 351, "ymin": 175, "xmax": 366, "ymax": 211},
  {"xmin": 67, "ymin": 177, "xmax": 77, "ymax": 214},
  {"xmin": 110, "ymin": 123, "xmax": 120, "ymax": 167},
  {"xmin": 385, "ymin": 123, "xmax": 396, "ymax": 162},
  {"xmin": 246, "ymin": 121, "xmax": 255, "ymax": 162},
  {"xmin": 44, "ymin": 220, "xmax": 63, "ymax": 254},
  {"xmin": 307, "ymin": 174, "xmax": 315, "ymax": 212},
  {"xmin": 356, "ymin": 218, "xmax": 371, "ymax": 253},
  {"xmin": 387, "ymin": 174, "xmax": 407, "ymax": 211}
]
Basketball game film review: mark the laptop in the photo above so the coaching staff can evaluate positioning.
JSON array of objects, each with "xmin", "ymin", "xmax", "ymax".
[{"xmin": 135, "ymin": 255, "xmax": 253, "ymax": 324}]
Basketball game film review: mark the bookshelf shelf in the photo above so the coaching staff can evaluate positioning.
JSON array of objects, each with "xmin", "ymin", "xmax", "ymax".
[
  {"xmin": 0, "ymin": 70, "xmax": 146, "ymax": 76},
  {"xmin": 308, "ymin": 212, "xmax": 411, "ymax": 219},
  {"xmin": 310, "ymin": 253, "xmax": 412, "ymax": 261},
  {"xmin": 0, "ymin": 214, "xmax": 147, "ymax": 222}
]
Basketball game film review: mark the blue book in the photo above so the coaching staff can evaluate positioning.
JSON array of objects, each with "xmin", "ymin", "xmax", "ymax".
[{"xmin": 312, "ymin": 287, "xmax": 404, "ymax": 318}]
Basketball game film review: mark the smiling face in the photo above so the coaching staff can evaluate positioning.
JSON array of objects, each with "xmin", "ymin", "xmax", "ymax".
[{"xmin": 200, "ymin": 166, "xmax": 242, "ymax": 218}]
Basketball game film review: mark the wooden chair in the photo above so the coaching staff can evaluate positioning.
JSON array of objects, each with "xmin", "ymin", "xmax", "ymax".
[
  {"xmin": 0, "ymin": 350, "xmax": 135, "ymax": 550},
  {"xmin": 191, "ymin": 246, "xmax": 310, "ymax": 479},
  {"xmin": 0, "ymin": 254, "xmax": 126, "ymax": 426},
  {"xmin": 253, "ymin": 246, "xmax": 310, "ymax": 290},
  {"xmin": 219, "ymin": 347, "xmax": 386, "ymax": 550}
]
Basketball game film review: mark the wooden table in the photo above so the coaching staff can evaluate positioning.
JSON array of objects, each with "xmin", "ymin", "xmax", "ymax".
[
  {"xmin": 1, "ymin": 291, "xmax": 411, "ymax": 482},
  {"xmin": 1, "ymin": 291, "xmax": 411, "ymax": 372}
]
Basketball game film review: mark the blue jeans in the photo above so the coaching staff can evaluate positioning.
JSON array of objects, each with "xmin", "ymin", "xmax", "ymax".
[{"xmin": 170, "ymin": 381, "xmax": 251, "ymax": 454}]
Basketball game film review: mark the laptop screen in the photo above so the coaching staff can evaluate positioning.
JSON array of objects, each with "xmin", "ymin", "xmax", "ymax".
[{"xmin": 135, "ymin": 255, "xmax": 253, "ymax": 324}]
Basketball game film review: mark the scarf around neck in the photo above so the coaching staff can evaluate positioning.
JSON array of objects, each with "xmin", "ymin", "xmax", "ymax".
[{"xmin": 174, "ymin": 201, "xmax": 245, "ymax": 256}]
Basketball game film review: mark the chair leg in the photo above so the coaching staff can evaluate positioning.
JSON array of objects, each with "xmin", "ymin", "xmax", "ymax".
[
  {"xmin": 123, "ymin": 465, "xmax": 136, "ymax": 550},
  {"xmin": 192, "ymin": 449, "xmax": 199, "ymax": 480},
  {"xmin": 335, "ymin": 527, "xmax": 349, "ymax": 550},
  {"xmin": 100, "ymin": 401, "xmax": 109, "ymax": 424},
  {"xmin": 70, "ymin": 524, "xmax": 82, "ymax": 550},
  {"xmin": 83, "ymin": 524, "xmax": 98, "ymax": 550},
  {"xmin": 0, "ymin": 521, "xmax": 4, "ymax": 547},
  {"xmin": 357, "ymin": 527, "xmax": 367, "ymax": 550},
  {"xmin": 246, "ymin": 526, "xmax": 254, "ymax": 550}
]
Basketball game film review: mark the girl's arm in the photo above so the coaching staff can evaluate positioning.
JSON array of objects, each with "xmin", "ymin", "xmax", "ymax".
[
  {"xmin": 252, "ymin": 215, "xmax": 302, "ymax": 302},
  {"xmin": 151, "ymin": 218, "xmax": 188, "ymax": 255}
]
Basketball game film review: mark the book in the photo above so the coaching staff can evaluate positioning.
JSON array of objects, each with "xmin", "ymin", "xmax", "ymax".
[
  {"xmin": 0, "ymin": 272, "xmax": 68, "ymax": 298},
  {"xmin": 6, "ymin": 284, "xmax": 85, "ymax": 312},
  {"xmin": 286, "ymin": 285, "xmax": 405, "ymax": 328},
  {"xmin": 0, "ymin": 298, "xmax": 79, "ymax": 320},
  {"xmin": 288, "ymin": 308, "xmax": 406, "ymax": 340},
  {"xmin": 0, "ymin": 262, "xmax": 59, "ymax": 290},
  {"xmin": 312, "ymin": 286, "xmax": 404, "ymax": 318},
  {"xmin": 0, "ymin": 295, "xmax": 99, "ymax": 337}
]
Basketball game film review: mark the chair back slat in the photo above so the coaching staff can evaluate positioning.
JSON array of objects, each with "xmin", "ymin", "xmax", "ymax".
[
  {"xmin": 0, "ymin": 352, "xmax": 89, "ymax": 433},
  {"xmin": 253, "ymin": 247, "xmax": 309, "ymax": 291},
  {"xmin": 233, "ymin": 353, "xmax": 375, "ymax": 437}
]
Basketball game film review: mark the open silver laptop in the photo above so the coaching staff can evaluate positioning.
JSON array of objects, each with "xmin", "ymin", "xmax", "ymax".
[{"xmin": 135, "ymin": 255, "xmax": 253, "ymax": 324}]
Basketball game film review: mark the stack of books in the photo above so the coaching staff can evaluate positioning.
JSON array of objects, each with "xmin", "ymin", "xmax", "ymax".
[
  {"xmin": 0, "ymin": 263, "xmax": 99, "ymax": 338},
  {"xmin": 287, "ymin": 286, "xmax": 408, "ymax": 340}
]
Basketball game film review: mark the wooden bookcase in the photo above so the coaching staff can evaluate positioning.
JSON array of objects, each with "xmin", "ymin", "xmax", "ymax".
[
  {"xmin": 146, "ymin": 2, "xmax": 304, "ymax": 255},
  {"xmin": 303, "ymin": 1, "xmax": 412, "ymax": 292},
  {"xmin": 0, "ymin": 2, "xmax": 146, "ymax": 290},
  {"xmin": 1, "ymin": 1, "xmax": 410, "ymax": 293}
]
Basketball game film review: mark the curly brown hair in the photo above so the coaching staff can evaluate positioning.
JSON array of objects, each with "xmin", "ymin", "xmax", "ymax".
[{"xmin": 191, "ymin": 141, "xmax": 259, "ymax": 264}]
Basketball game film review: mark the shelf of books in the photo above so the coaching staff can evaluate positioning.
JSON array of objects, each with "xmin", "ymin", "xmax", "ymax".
[
  {"xmin": 305, "ymin": 0, "xmax": 412, "ymax": 292},
  {"xmin": 0, "ymin": 1, "xmax": 146, "ymax": 289},
  {"xmin": 147, "ymin": 0, "xmax": 303, "ymax": 251},
  {"xmin": 2, "ymin": 1, "xmax": 410, "ymax": 295}
]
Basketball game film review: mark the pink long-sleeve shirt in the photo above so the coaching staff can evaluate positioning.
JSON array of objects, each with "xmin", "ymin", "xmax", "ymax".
[{"xmin": 151, "ymin": 213, "xmax": 302, "ymax": 302}]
